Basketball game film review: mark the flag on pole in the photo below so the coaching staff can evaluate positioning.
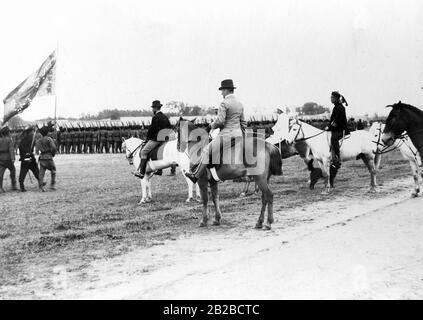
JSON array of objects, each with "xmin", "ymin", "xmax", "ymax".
[{"xmin": 2, "ymin": 51, "xmax": 56, "ymax": 125}]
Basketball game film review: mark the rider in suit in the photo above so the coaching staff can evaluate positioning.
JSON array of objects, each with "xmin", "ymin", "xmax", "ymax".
[
  {"xmin": 134, "ymin": 100, "xmax": 172, "ymax": 179},
  {"xmin": 328, "ymin": 91, "xmax": 349, "ymax": 168},
  {"xmin": 185, "ymin": 79, "xmax": 247, "ymax": 184}
]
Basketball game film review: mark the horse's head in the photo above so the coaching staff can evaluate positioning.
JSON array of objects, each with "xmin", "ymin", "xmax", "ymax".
[
  {"xmin": 123, "ymin": 137, "xmax": 142, "ymax": 165},
  {"xmin": 382, "ymin": 101, "xmax": 407, "ymax": 146},
  {"xmin": 175, "ymin": 117, "xmax": 204, "ymax": 152},
  {"xmin": 286, "ymin": 118, "xmax": 303, "ymax": 144}
]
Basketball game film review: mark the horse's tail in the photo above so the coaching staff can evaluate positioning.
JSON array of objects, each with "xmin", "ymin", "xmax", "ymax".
[{"xmin": 267, "ymin": 142, "xmax": 283, "ymax": 176}]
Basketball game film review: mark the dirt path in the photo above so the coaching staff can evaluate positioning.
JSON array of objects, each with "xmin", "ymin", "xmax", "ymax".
[{"xmin": 18, "ymin": 177, "xmax": 422, "ymax": 300}]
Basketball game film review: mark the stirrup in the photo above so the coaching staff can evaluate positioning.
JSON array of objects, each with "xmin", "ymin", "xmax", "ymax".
[
  {"xmin": 133, "ymin": 171, "xmax": 145, "ymax": 179},
  {"xmin": 185, "ymin": 172, "xmax": 198, "ymax": 184}
]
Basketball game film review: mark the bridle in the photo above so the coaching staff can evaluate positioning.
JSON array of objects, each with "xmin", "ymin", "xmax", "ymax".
[
  {"xmin": 125, "ymin": 140, "xmax": 143, "ymax": 164},
  {"xmin": 373, "ymin": 123, "xmax": 419, "ymax": 158}
]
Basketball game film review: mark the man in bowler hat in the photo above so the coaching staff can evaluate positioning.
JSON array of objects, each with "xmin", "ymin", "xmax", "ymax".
[
  {"xmin": 134, "ymin": 100, "xmax": 172, "ymax": 179},
  {"xmin": 185, "ymin": 79, "xmax": 247, "ymax": 184}
]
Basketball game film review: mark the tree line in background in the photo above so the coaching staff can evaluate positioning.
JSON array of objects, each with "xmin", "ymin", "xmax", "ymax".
[
  {"xmin": 78, "ymin": 101, "xmax": 217, "ymax": 120},
  {"xmin": 12, "ymin": 100, "xmax": 383, "ymax": 123}
]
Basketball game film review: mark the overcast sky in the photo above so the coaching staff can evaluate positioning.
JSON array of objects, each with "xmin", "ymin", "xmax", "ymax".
[{"xmin": 1, "ymin": 0, "xmax": 422, "ymax": 121}]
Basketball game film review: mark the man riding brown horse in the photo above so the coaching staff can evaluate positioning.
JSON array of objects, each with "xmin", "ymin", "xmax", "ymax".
[{"xmin": 185, "ymin": 79, "xmax": 247, "ymax": 184}]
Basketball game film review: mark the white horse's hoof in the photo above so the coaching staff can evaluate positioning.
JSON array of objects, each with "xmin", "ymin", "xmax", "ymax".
[
  {"xmin": 369, "ymin": 187, "xmax": 378, "ymax": 193},
  {"xmin": 138, "ymin": 199, "xmax": 146, "ymax": 205},
  {"xmin": 145, "ymin": 197, "xmax": 152, "ymax": 203},
  {"xmin": 321, "ymin": 190, "xmax": 330, "ymax": 195},
  {"xmin": 186, "ymin": 197, "xmax": 193, "ymax": 203}
]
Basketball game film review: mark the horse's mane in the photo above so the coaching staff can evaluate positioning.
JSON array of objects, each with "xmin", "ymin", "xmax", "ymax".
[{"xmin": 392, "ymin": 102, "xmax": 423, "ymax": 118}]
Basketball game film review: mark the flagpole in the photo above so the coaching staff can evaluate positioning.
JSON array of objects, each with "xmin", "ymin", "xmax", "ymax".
[{"xmin": 54, "ymin": 40, "xmax": 58, "ymax": 121}]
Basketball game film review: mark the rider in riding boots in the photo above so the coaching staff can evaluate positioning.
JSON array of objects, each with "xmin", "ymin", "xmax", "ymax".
[
  {"xmin": 185, "ymin": 79, "xmax": 247, "ymax": 184},
  {"xmin": 134, "ymin": 100, "xmax": 172, "ymax": 179},
  {"xmin": 328, "ymin": 91, "xmax": 349, "ymax": 168}
]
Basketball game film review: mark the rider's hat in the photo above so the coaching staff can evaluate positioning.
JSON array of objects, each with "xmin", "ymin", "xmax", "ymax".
[
  {"xmin": 151, "ymin": 100, "xmax": 163, "ymax": 109},
  {"xmin": 219, "ymin": 79, "xmax": 236, "ymax": 90}
]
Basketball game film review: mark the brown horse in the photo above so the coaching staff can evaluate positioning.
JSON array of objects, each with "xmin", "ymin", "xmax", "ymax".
[
  {"xmin": 382, "ymin": 101, "xmax": 423, "ymax": 161},
  {"xmin": 176, "ymin": 119, "xmax": 282, "ymax": 230}
]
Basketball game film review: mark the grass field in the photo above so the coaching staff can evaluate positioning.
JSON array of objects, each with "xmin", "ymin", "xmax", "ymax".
[{"xmin": 0, "ymin": 150, "xmax": 415, "ymax": 297}]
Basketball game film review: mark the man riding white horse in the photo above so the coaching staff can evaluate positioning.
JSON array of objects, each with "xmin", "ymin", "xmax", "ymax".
[
  {"xmin": 134, "ymin": 100, "xmax": 172, "ymax": 179},
  {"xmin": 327, "ymin": 91, "xmax": 349, "ymax": 169},
  {"xmin": 185, "ymin": 79, "xmax": 247, "ymax": 184}
]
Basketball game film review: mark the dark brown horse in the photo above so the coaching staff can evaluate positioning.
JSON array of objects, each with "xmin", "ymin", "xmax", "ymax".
[
  {"xmin": 382, "ymin": 102, "xmax": 423, "ymax": 161},
  {"xmin": 176, "ymin": 119, "xmax": 282, "ymax": 230}
]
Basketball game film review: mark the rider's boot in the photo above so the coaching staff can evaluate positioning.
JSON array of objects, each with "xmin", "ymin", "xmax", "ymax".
[{"xmin": 134, "ymin": 159, "xmax": 147, "ymax": 179}]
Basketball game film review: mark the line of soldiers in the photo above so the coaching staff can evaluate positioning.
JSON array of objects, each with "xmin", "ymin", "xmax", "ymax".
[{"xmin": 9, "ymin": 126, "xmax": 146, "ymax": 154}]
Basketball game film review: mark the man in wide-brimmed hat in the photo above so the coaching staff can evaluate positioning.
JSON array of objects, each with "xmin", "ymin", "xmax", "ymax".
[
  {"xmin": 0, "ymin": 126, "xmax": 17, "ymax": 193},
  {"xmin": 185, "ymin": 79, "xmax": 247, "ymax": 184},
  {"xmin": 134, "ymin": 100, "xmax": 172, "ymax": 179}
]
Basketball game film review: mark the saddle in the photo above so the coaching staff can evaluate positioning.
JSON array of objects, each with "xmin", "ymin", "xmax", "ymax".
[
  {"xmin": 209, "ymin": 135, "xmax": 259, "ymax": 171},
  {"xmin": 145, "ymin": 142, "xmax": 165, "ymax": 161}
]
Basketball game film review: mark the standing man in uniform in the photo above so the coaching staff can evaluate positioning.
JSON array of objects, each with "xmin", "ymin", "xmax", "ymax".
[
  {"xmin": 65, "ymin": 129, "xmax": 72, "ymax": 154},
  {"xmin": 99, "ymin": 127, "xmax": 107, "ymax": 153},
  {"xmin": 18, "ymin": 126, "xmax": 43, "ymax": 192},
  {"xmin": 113, "ymin": 127, "xmax": 122, "ymax": 153},
  {"xmin": 327, "ymin": 91, "xmax": 349, "ymax": 168},
  {"xmin": 0, "ymin": 126, "xmax": 17, "ymax": 192},
  {"xmin": 106, "ymin": 127, "xmax": 113, "ymax": 153},
  {"xmin": 35, "ymin": 126, "xmax": 57, "ymax": 192},
  {"xmin": 92, "ymin": 127, "xmax": 99, "ymax": 153},
  {"xmin": 85, "ymin": 127, "xmax": 93, "ymax": 154},
  {"xmin": 134, "ymin": 100, "xmax": 172, "ymax": 179},
  {"xmin": 185, "ymin": 79, "xmax": 247, "ymax": 184}
]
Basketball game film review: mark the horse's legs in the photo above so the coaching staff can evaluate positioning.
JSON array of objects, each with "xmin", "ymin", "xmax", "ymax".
[
  {"xmin": 147, "ymin": 174, "xmax": 153, "ymax": 201},
  {"xmin": 139, "ymin": 177, "xmax": 147, "ymax": 204},
  {"xmin": 374, "ymin": 152, "xmax": 382, "ymax": 170},
  {"xmin": 198, "ymin": 176, "xmax": 209, "ymax": 227},
  {"xmin": 409, "ymin": 159, "xmax": 420, "ymax": 197},
  {"xmin": 255, "ymin": 193, "xmax": 266, "ymax": 229},
  {"xmin": 209, "ymin": 180, "xmax": 222, "ymax": 225},
  {"xmin": 195, "ymin": 183, "xmax": 202, "ymax": 202},
  {"xmin": 362, "ymin": 155, "xmax": 377, "ymax": 192},
  {"xmin": 320, "ymin": 160, "xmax": 331, "ymax": 194},
  {"xmin": 185, "ymin": 178, "xmax": 194, "ymax": 202},
  {"xmin": 254, "ymin": 176, "xmax": 274, "ymax": 230},
  {"xmin": 240, "ymin": 180, "xmax": 250, "ymax": 197}
]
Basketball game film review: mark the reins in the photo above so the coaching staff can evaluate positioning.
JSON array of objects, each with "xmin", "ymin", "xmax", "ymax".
[
  {"xmin": 126, "ymin": 141, "xmax": 143, "ymax": 161},
  {"xmin": 292, "ymin": 122, "xmax": 327, "ymax": 142}
]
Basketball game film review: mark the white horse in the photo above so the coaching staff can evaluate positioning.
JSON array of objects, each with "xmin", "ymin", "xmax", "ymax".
[
  {"xmin": 286, "ymin": 119, "xmax": 378, "ymax": 194},
  {"xmin": 370, "ymin": 122, "xmax": 423, "ymax": 197},
  {"xmin": 122, "ymin": 137, "xmax": 200, "ymax": 204}
]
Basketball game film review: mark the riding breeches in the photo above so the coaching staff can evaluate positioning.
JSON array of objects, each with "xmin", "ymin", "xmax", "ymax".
[{"xmin": 140, "ymin": 140, "xmax": 161, "ymax": 159}]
